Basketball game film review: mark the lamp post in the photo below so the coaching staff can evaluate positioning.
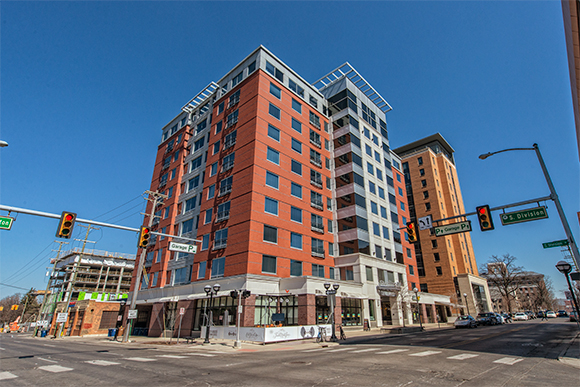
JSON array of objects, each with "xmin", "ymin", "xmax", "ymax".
[
  {"xmin": 555, "ymin": 261, "xmax": 580, "ymax": 330},
  {"xmin": 324, "ymin": 283, "xmax": 340, "ymax": 341},
  {"xmin": 463, "ymin": 293, "xmax": 470, "ymax": 316},
  {"xmin": 413, "ymin": 287, "xmax": 423, "ymax": 331},
  {"xmin": 479, "ymin": 144, "xmax": 580, "ymax": 270},
  {"xmin": 203, "ymin": 283, "xmax": 220, "ymax": 344},
  {"xmin": 0, "ymin": 140, "xmax": 8, "ymax": 147}
]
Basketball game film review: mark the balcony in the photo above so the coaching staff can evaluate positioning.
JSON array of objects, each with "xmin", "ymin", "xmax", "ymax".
[
  {"xmin": 311, "ymin": 200, "xmax": 323, "ymax": 210},
  {"xmin": 310, "ymin": 158, "xmax": 322, "ymax": 168},
  {"xmin": 310, "ymin": 138, "xmax": 322, "ymax": 148},
  {"xmin": 213, "ymin": 239, "xmax": 227, "ymax": 250},
  {"xmin": 311, "ymin": 248, "xmax": 325, "ymax": 258},
  {"xmin": 221, "ymin": 160, "xmax": 234, "ymax": 172},
  {"xmin": 219, "ymin": 185, "xmax": 232, "ymax": 197},
  {"xmin": 310, "ymin": 179, "xmax": 323, "ymax": 189},
  {"xmin": 311, "ymin": 224, "xmax": 324, "ymax": 233},
  {"xmin": 223, "ymin": 138, "xmax": 236, "ymax": 150}
]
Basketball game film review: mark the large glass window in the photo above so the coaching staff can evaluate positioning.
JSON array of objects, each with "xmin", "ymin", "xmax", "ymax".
[
  {"xmin": 265, "ymin": 197, "xmax": 279, "ymax": 215},
  {"xmin": 291, "ymin": 182, "xmax": 302, "ymax": 198},
  {"xmin": 267, "ymin": 147, "xmax": 280, "ymax": 165},
  {"xmin": 290, "ymin": 260, "xmax": 302, "ymax": 276},
  {"xmin": 266, "ymin": 171, "xmax": 279, "ymax": 189},
  {"xmin": 290, "ymin": 206, "xmax": 302, "ymax": 223},
  {"xmin": 269, "ymin": 103, "xmax": 281, "ymax": 120},
  {"xmin": 291, "ymin": 160, "xmax": 302, "ymax": 176},
  {"xmin": 290, "ymin": 233, "xmax": 302, "ymax": 249},
  {"xmin": 263, "ymin": 225, "xmax": 277, "ymax": 244},
  {"xmin": 270, "ymin": 83, "xmax": 281, "ymax": 99},
  {"xmin": 262, "ymin": 255, "xmax": 277, "ymax": 274},
  {"xmin": 292, "ymin": 99, "xmax": 302, "ymax": 114},
  {"xmin": 211, "ymin": 257, "xmax": 225, "ymax": 278},
  {"xmin": 268, "ymin": 124, "xmax": 280, "ymax": 142}
]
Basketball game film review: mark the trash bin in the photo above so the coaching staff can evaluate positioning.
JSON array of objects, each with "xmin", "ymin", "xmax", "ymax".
[
  {"xmin": 108, "ymin": 328, "xmax": 117, "ymax": 337},
  {"xmin": 40, "ymin": 330, "xmax": 47, "ymax": 338}
]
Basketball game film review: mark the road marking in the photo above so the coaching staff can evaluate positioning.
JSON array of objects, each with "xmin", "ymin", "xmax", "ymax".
[
  {"xmin": 376, "ymin": 349, "xmax": 410, "ymax": 355},
  {"xmin": 185, "ymin": 353, "xmax": 217, "ymax": 357},
  {"xmin": 38, "ymin": 357, "xmax": 58, "ymax": 363},
  {"xmin": 43, "ymin": 344, "xmax": 56, "ymax": 348},
  {"xmin": 0, "ymin": 372, "xmax": 18, "ymax": 381},
  {"xmin": 85, "ymin": 360, "xmax": 121, "ymax": 366},
  {"xmin": 493, "ymin": 357, "xmax": 523, "ymax": 365},
  {"xmin": 327, "ymin": 347, "xmax": 355, "ymax": 352},
  {"xmin": 409, "ymin": 350, "xmax": 442, "ymax": 357},
  {"xmin": 125, "ymin": 357, "xmax": 157, "ymax": 362},
  {"xmin": 302, "ymin": 348, "xmax": 330, "ymax": 352},
  {"xmin": 441, "ymin": 325, "xmax": 533, "ymax": 349},
  {"xmin": 38, "ymin": 365, "xmax": 74, "ymax": 373},
  {"xmin": 351, "ymin": 348, "xmax": 380, "ymax": 353},
  {"xmin": 0, "ymin": 347, "xmax": 4, "ymax": 350},
  {"xmin": 447, "ymin": 353, "xmax": 479, "ymax": 360},
  {"xmin": 157, "ymin": 355, "xmax": 188, "ymax": 359}
]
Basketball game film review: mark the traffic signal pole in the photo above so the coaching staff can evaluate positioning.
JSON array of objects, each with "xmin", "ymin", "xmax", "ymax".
[{"xmin": 121, "ymin": 191, "xmax": 167, "ymax": 343}]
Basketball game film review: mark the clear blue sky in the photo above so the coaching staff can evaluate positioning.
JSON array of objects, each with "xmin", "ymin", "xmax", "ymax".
[{"xmin": 1, "ymin": 1, "xmax": 578, "ymax": 299}]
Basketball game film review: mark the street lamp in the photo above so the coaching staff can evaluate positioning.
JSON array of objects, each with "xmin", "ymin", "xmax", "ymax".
[
  {"xmin": 0, "ymin": 140, "xmax": 8, "ymax": 147},
  {"xmin": 463, "ymin": 293, "xmax": 470, "ymax": 316},
  {"xmin": 555, "ymin": 261, "xmax": 580, "ymax": 330},
  {"xmin": 479, "ymin": 144, "xmax": 580, "ymax": 270},
  {"xmin": 203, "ymin": 283, "xmax": 220, "ymax": 344},
  {"xmin": 324, "ymin": 283, "xmax": 340, "ymax": 341},
  {"xmin": 413, "ymin": 287, "xmax": 423, "ymax": 331}
]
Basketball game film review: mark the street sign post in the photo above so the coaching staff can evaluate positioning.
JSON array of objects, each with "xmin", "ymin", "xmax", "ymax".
[
  {"xmin": 434, "ymin": 221, "xmax": 472, "ymax": 237},
  {"xmin": 542, "ymin": 239, "xmax": 569, "ymax": 249},
  {"xmin": 168, "ymin": 241, "xmax": 197, "ymax": 254},
  {"xmin": 500, "ymin": 206, "xmax": 548, "ymax": 225},
  {"xmin": 0, "ymin": 216, "xmax": 14, "ymax": 230}
]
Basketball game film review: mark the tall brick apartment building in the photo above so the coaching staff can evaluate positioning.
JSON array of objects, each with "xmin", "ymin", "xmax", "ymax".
[
  {"xmin": 394, "ymin": 134, "xmax": 492, "ymax": 316},
  {"xmin": 130, "ymin": 47, "xmax": 451, "ymax": 337}
]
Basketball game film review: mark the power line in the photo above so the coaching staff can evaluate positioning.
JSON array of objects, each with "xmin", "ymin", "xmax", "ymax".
[
  {"xmin": 94, "ymin": 195, "xmax": 143, "ymax": 220},
  {"xmin": 2, "ymin": 241, "xmax": 54, "ymax": 283},
  {"xmin": 103, "ymin": 201, "xmax": 145, "ymax": 223},
  {"xmin": 0, "ymin": 282, "xmax": 32, "ymax": 291}
]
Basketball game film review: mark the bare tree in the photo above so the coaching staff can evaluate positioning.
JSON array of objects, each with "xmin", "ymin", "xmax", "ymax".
[
  {"xmin": 530, "ymin": 275, "xmax": 555, "ymax": 311},
  {"xmin": 0, "ymin": 293, "xmax": 22, "ymax": 327},
  {"xmin": 480, "ymin": 254, "xmax": 524, "ymax": 314}
]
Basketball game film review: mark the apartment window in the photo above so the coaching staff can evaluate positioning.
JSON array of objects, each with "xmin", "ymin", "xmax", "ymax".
[
  {"xmin": 291, "ymin": 138, "xmax": 302, "ymax": 154},
  {"xmin": 188, "ymin": 175, "xmax": 200, "ymax": 192},
  {"xmin": 268, "ymin": 124, "xmax": 280, "ymax": 142},
  {"xmin": 291, "ymin": 160, "xmax": 302, "ymax": 176},
  {"xmin": 231, "ymin": 71, "xmax": 243, "ymax": 87},
  {"xmin": 266, "ymin": 61, "xmax": 283, "ymax": 82},
  {"xmin": 393, "ymin": 231, "xmax": 401, "ymax": 243},
  {"xmin": 262, "ymin": 255, "xmax": 277, "ymax": 274},
  {"xmin": 365, "ymin": 144, "xmax": 372, "ymax": 156},
  {"xmin": 436, "ymin": 266, "xmax": 443, "ymax": 276},
  {"xmin": 371, "ymin": 201, "xmax": 378, "ymax": 215},
  {"xmin": 226, "ymin": 109, "xmax": 239, "ymax": 128},
  {"xmin": 218, "ymin": 102, "xmax": 225, "ymax": 115},
  {"xmin": 418, "ymin": 157, "xmax": 423, "ymax": 165},
  {"xmin": 432, "ymin": 240, "xmax": 438, "ymax": 248},
  {"xmin": 201, "ymin": 234, "xmax": 210, "ymax": 250},
  {"xmin": 290, "ymin": 206, "xmax": 302, "ymax": 223},
  {"xmin": 207, "ymin": 184, "xmax": 215, "ymax": 199},
  {"xmin": 374, "ymin": 151, "xmax": 381, "ymax": 162},
  {"xmin": 292, "ymin": 99, "xmax": 302, "ymax": 113},
  {"xmin": 373, "ymin": 222, "xmax": 381, "ymax": 236},
  {"xmin": 270, "ymin": 82, "xmax": 281, "ymax": 99},
  {"xmin": 312, "ymin": 263, "xmax": 325, "ymax": 277},
  {"xmin": 367, "ymin": 162, "xmax": 374, "ymax": 175},
  {"xmin": 204, "ymin": 208, "xmax": 212, "ymax": 224},
  {"xmin": 434, "ymin": 253, "xmax": 440, "ymax": 261},
  {"xmin": 290, "ymin": 233, "xmax": 302, "ymax": 250},
  {"xmin": 184, "ymin": 197, "xmax": 196, "ymax": 212},
  {"xmin": 265, "ymin": 197, "xmax": 278, "ymax": 215},
  {"xmin": 311, "ymin": 191, "xmax": 323, "ymax": 210},
  {"xmin": 309, "ymin": 95, "xmax": 318, "ymax": 108},
  {"xmin": 312, "ymin": 238, "xmax": 324, "ymax": 257},
  {"xmin": 366, "ymin": 266, "xmax": 374, "ymax": 282},
  {"xmin": 198, "ymin": 261, "xmax": 206, "ymax": 279},
  {"xmin": 383, "ymin": 226, "xmax": 390, "ymax": 240},
  {"xmin": 421, "ymin": 179, "xmax": 427, "ymax": 187},
  {"xmin": 378, "ymin": 187, "xmax": 385, "ymax": 199},
  {"xmin": 269, "ymin": 103, "xmax": 281, "ymax": 120},
  {"xmin": 328, "ymin": 243, "xmax": 335, "ymax": 256},
  {"xmin": 222, "ymin": 153, "xmax": 235, "ymax": 172},
  {"xmin": 219, "ymin": 176, "xmax": 233, "ymax": 196},
  {"xmin": 214, "ymin": 228, "xmax": 228, "ymax": 250},
  {"xmin": 425, "ymin": 202, "xmax": 431, "ymax": 211},
  {"xmin": 216, "ymin": 201, "xmax": 230, "ymax": 222},
  {"xmin": 281, "ymin": 117, "xmax": 298, "ymax": 136},
  {"xmin": 290, "ymin": 260, "xmax": 302, "ymax": 276},
  {"xmin": 310, "ymin": 149, "xmax": 321, "ymax": 167},
  {"xmin": 420, "ymin": 168, "xmax": 425, "ymax": 176},
  {"xmin": 210, "ymin": 162, "xmax": 218, "ymax": 177},
  {"xmin": 263, "ymin": 225, "xmax": 278, "ymax": 244},
  {"xmin": 211, "ymin": 257, "xmax": 225, "ymax": 278},
  {"xmin": 353, "ymin": 172, "xmax": 364, "ymax": 187},
  {"xmin": 224, "ymin": 130, "xmax": 237, "ymax": 149},
  {"xmin": 369, "ymin": 181, "xmax": 376, "ymax": 194},
  {"xmin": 309, "ymin": 111, "xmax": 321, "ymax": 129},
  {"xmin": 376, "ymin": 169, "xmax": 383, "ymax": 181},
  {"xmin": 375, "ymin": 244, "xmax": 382, "ymax": 258},
  {"xmin": 291, "ymin": 182, "xmax": 302, "ymax": 198},
  {"xmin": 310, "ymin": 129, "xmax": 321, "ymax": 148},
  {"xmin": 267, "ymin": 147, "xmax": 280, "ymax": 165},
  {"xmin": 423, "ymin": 191, "xmax": 429, "ymax": 199},
  {"xmin": 310, "ymin": 169, "xmax": 322, "ymax": 188},
  {"xmin": 266, "ymin": 171, "xmax": 279, "ymax": 189},
  {"xmin": 213, "ymin": 141, "xmax": 220, "ymax": 155},
  {"xmin": 400, "ymin": 202, "xmax": 405, "ymax": 211},
  {"xmin": 289, "ymin": 79, "xmax": 304, "ymax": 98},
  {"xmin": 191, "ymin": 156, "xmax": 202, "ymax": 171},
  {"xmin": 311, "ymin": 213, "xmax": 324, "ymax": 232}
]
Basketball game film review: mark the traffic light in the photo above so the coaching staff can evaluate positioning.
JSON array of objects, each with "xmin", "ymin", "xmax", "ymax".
[
  {"xmin": 11, "ymin": 305, "xmax": 18, "ymax": 310},
  {"xmin": 137, "ymin": 226, "xmax": 151, "ymax": 248},
  {"xmin": 242, "ymin": 290, "xmax": 251, "ymax": 298},
  {"xmin": 476, "ymin": 205, "xmax": 494, "ymax": 231},
  {"xmin": 56, "ymin": 211, "xmax": 76, "ymax": 239},
  {"xmin": 406, "ymin": 222, "xmax": 418, "ymax": 243},
  {"xmin": 230, "ymin": 290, "xmax": 239, "ymax": 299}
]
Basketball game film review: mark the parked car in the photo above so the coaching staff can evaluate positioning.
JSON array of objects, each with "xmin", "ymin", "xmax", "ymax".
[
  {"xmin": 537, "ymin": 311, "xmax": 545, "ymax": 318},
  {"xmin": 477, "ymin": 312, "xmax": 499, "ymax": 325},
  {"xmin": 501, "ymin": 313, "xmax": 512, "ymax": 323},
  {"xmin": 513, "ymin": 312, "xmax": 529, "ymax": 321},
  {"xmin": 454, "ymin": 315, "xmax": 478, "ymax": 329},
  {"xmin": 494, "ymin": 313, "xmax": 505, "ymax": 324},
  {"xmin": 557, "ymin": 310, "xmax": 568, "ymax": 317},
  {"xmin": 546, "ymin": 311, "xmax": 557, "ymax": 318},
  {"xmin": 570, "ymin": 311, "xmax": 578, "ymax": 322},
  {"xmin": 525, "ymin": 311, "xmax": 536, "ymax": 319}
]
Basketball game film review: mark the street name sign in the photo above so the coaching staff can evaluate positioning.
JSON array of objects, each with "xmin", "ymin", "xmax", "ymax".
[
  {"xmin": 542, "ymin": 239, "xmax": 569, "ymax": 249},
  {"xmin": 168, "ymin": 241, "xmax": 197, "ymax": 254},
  {"xmin": 418, "ymin": 215, "xmax": 433, "ymax": 230},
  {"xmin": 434, "ymin": 221, "xmax": 472, "ymax": 237},
  {"xmin": 0, "ymin": 216, "xmax": 14, "ymax": 230},
  {"xmin": 500, "ymin": 206, "xmax": 548, "ymax": 226}
]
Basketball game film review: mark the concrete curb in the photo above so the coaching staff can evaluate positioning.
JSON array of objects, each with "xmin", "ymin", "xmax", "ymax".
[{"xmin": 557, "ymin": 331, "xmax": 580, "ymax": 369}]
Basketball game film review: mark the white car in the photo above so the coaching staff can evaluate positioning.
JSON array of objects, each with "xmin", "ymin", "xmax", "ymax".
[
  {"xmin": 546, "ymin": 311, "xmax": 557, "ymax": 318},
  {"xmin": 513, "ymin": 312, "xmax": 528, "ymax": 321}
]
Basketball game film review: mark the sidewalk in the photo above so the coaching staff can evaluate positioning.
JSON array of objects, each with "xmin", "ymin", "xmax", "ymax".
[
  {"xmin": 27, "ymin": 322, "xmax": 453, "ymax": 353},
  {"xmin": 558, "ymin": 331, "xmax": 580, "ymax": 369}
]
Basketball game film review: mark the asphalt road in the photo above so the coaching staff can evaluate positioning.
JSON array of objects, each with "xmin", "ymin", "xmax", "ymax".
[{"xmin": 0, "ymin": 319, "xmax": 577, "ymax": 386}]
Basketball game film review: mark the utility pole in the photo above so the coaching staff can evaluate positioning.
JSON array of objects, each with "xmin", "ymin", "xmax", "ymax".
[
  {"xmin": 34, "ymin": 241, "xmax": 67, "ymax": 336},
  {"xmin": 122, "ymin": 190, "xmax": 167, "ymax": 343},
  {"xmin": 56, "ymin": 224, "xmax": 99, "ymax": 338}
]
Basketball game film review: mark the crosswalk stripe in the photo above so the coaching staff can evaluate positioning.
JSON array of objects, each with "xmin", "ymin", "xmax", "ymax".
[
  {"xmin": 38, "ymin": 365, "xmax": 73, "ymax": 373},
  {"xmin": 302, "ymin": 348, "xmax": 330, "ymax": 352},
  {"xmin": 157, "ymin": 355, "xmax": 188, "ymax": 359},
  {"xmin": 85, "ymin": 360, "xmax": 121, "ymax": 366},
  {"xmin": 125, "ymin": 357, "xmax": 157, "ymax": 362},
  {"xmin": 493, "ymin": 357, "xmax": 523, "ymax": 365},
  {"xmin": 327, "ymin": 347, "xmax": 356, "ymax": 352},
  {"xmin": 351, "ymin": 348, "xmax": 380, "ymax": 353},
  {"xmin": 376, "ymin": 349, "xmax": 410, "ymax": 355},
  {"xmin": 0, "ymin": 372, "xmax": 18, "ymax": 381},
  {"xmin": 185, "ymin": 353, "xmax": 217, "ymax": 357},
  {"xmin": 409, "ymin": 350, "xmax": 442, "ymax": 357},
  {"xmin": 447, "ymin": 354, "xmax": 479, "ymax": 360}
]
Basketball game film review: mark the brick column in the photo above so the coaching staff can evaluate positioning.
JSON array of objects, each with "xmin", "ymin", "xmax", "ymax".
[
  {"xmin": 420, "ymin": 304, "xmax": 428, "ymax": 324},
  {"xmin": 431, "ymin": 304, "xmax": 438, "ymax": 323},
  {"xmin": 241, "ymin": 295, "xmax": 256, "ymax": 327},
  {"xmin": 298, "ymin": 294, "xmax": 315, "ymax": 325},
  {"xmin": 148, "ymin": 303, "xmax": 165, "ymax": 337},
  {"xmin": 334, "ymin": 296, "xmax": 342, "ymax": 326}
]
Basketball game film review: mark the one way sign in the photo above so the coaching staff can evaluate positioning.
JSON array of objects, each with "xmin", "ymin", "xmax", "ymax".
[{"xmin": 418, "ymin": 215, "xmax": 432, "ymax": 231}]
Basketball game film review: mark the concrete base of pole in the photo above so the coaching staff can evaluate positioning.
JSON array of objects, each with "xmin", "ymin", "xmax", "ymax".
[{"xmin": 234, "ymin": 340, "xmax": 242, "ymax": 348}]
